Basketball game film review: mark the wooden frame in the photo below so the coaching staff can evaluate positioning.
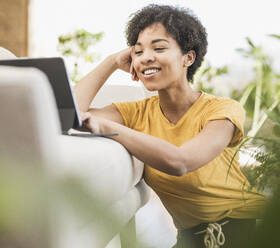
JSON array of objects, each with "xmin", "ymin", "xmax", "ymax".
[{"xmin": 0, "ymin": 0, "xmax": 29, "ymax": 56}]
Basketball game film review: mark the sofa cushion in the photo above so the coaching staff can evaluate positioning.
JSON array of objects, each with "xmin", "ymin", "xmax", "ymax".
[{"xmin": 0, "ymin": 47, "xmax": 16, "ymax": 59}]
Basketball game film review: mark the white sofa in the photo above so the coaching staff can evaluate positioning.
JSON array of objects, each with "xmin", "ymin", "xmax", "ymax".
[{"xmin": 0, "ymin": 47, "xmax": 151, "ymax": 248}]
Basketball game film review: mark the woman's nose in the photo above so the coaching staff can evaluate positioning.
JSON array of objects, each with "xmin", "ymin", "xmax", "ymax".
[{"xmin": 141, "ymin": 50, "xmax": 155, "ymax": 64}]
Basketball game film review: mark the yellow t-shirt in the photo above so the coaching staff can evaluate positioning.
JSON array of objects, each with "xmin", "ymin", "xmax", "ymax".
[{"xmin": 113, "ymin": 92, "xmax": 266, "ymax": 229}]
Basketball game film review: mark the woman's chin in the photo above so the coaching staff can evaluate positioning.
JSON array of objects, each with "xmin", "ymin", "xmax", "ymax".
[
  {"xmin": 142, "ymin": 82, "xmax": 161, "ymax": 92},
  {"xmin": 145, "ymin": 86, "xmax": 159, "ymax": 92}
]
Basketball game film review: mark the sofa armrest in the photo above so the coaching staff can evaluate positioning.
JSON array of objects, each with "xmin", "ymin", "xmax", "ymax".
[
  {"xmin": 0, "ymin": 66, "xmax": 61, "ymax": 164},
  {"xmin": 56, "ymin": 135, "xmax": 147, "ymax": 204}
]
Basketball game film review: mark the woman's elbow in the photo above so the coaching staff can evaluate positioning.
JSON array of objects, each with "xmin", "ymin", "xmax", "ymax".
[
  {"xmin": 173, "ymin": 165, "xmax": 188, "ymax": 176},
  {"xmin": 167, "ymin": 149, "xmax": 202, "ymax": 176},
  {"xmin": 167, "ymin": 155, "xmax": 189, "ymax": 176}
]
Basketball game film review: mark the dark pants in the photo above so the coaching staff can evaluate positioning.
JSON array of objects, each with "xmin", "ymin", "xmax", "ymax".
[{"xmin": 173, "ymin": 218, "xmax": 256, "ymax": 248}]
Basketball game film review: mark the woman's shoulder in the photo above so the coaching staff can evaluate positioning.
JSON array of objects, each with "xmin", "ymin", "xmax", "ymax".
[
  {"xmin": 135, "ymin": 95, "xmax": 159, "ymax": 108},
  {"xmin": 199, "ymin": 92, "xmax": 245, "ymax": 123},
  {"xmin": 201, "ymin": 92, "xmax": 243, "ymax": 108}
]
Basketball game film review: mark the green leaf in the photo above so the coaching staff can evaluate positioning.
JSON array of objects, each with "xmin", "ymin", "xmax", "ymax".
[
  {"xmin": 266, "ymin": 109, "xmax": 280, "ymax": 125},
  {"xmin": 272, "ymin": 125, "xmax": 280, "ymax": 137},
  {"xmin": 268, "ymin": 34, "xmax": 280, "ymax": 40},
  {"xmin": 62, "ymin": 49, "xmax": 73, "ymax": 56},
  {"xmin": 246, "ymin": 37, "xmax": 256, "ymax": 48}
]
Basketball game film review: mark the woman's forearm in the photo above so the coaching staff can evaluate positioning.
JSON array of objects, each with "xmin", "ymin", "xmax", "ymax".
[
  {"xmin": 102, "ymin": 120, "xmax": 187, "ymax": 176},
  {"xmin": 74, "ymin": 55, "xmax": 118, "ymax": 112}
]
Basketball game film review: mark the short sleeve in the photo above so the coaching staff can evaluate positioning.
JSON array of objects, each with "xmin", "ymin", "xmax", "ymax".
[
  {"xmin": 112, "ymin": 99, "xmax": 145, "ymax": 129},
  {"xmin": 202, "ymin": 98, "xmax": 246, "ymax": 147}
]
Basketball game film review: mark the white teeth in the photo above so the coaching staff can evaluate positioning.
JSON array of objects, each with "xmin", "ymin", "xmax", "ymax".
[{"xmin": 143, "ymin": 68, "xmax": 160, "ymax": 75}]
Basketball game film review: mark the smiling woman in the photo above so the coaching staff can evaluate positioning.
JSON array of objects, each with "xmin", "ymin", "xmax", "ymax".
[{"xmin": 74, "ymin": 4, "xmax": 266, "ymax": 248}]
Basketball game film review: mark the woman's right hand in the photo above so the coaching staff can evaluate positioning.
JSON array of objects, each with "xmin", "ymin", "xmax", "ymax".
[{"xmin": 113, "ymin": 48, "xmax": 139, "ymax": 81}]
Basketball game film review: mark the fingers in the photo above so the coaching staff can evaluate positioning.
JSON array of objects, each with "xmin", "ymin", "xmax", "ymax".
[
  {"xmin": 81, "ymin": 112, "xmax": 91, "ymax": 122},
  {"xmin": 89, "ymin": 121, "xmax": 101, "ymax": 134},
  {"xmin": 132, "ymin": 70, "xmax": 139, "ymax": 81},
  {"xmin": 80, "ymin": 112, "xmax": 102, "ymax": 134},
  {"xmin": 129, "ymin": 58, "xmax": 139, "ymax": 82},
  {"xmin": 129, "ymin": 61, "xmax": 134, "ymax": 75}
]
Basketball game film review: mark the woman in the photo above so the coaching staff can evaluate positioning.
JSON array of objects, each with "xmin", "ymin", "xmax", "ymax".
[{"xmin": 75, "ymin": 4, "xmax": 266, "ymax": 248}]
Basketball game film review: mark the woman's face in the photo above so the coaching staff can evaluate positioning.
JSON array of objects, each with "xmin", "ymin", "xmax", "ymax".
[{"xmin": 132, "ymin": 22, "xmax": 193, "ymax": 91}]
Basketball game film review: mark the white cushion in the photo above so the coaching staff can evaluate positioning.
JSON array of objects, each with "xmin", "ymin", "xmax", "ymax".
[
  {"xmin": 0, "ymin": 47, "xmax": 17, "ymax": 59},
  {"xmin": 56, "ymin": 135, "xmax": 145, "ymax": 204}
]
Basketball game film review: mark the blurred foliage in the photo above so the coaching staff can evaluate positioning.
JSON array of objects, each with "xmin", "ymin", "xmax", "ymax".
[
  {"xmin": 240, "ymin": 185, "xmax": 280, "ymax": 248},
  {"xmin": 241, "ymin": 137, "xmax": 280, "ymax": 195},
  {"xmin": 0, "ymin": 161, "xmax": 50, "ymax": 248},
  {"xmin": 57, "ymin": 29, "xmax": 104, "ymax": 82},
  {"xmin": 233, "ymin": 36, "xmax": 280, "ymax": 138},
  {"xmin": 233, "ymin": 35, "xmax": 280, "ymax": 195},
  {"xmin": 238, "ymin": 107, "xmax": 280, "ymax": 195}
]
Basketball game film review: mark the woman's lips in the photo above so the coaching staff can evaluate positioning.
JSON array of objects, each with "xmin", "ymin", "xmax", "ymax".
[{"xmin": 142, "ymin": 68, "xmax": 161, "ymax": 79}]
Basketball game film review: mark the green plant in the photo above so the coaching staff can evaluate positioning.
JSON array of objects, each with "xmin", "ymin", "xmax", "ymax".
[
  {"xmin": 240, "ymin": 138, "xmax": 280, "ymax": 194},
  {"xmin": 238, "ymin": 106, "xmax": 280, "ymax": 194},
  {"xmin": 228, "ymin": 35, "xmax": 280, "ymax": 195},
  {"xmin": 57, "ymin": 29, "xmax": 104, "ymax": 82},
  {"xmin": 232, "ymin": 36, "xmax": 280, "ymax": 138}
]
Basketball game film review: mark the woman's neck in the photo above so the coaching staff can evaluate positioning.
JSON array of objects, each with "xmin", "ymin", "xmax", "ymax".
[{"xmin": 158, "ymin": 83, "xmax": 201, "ymax": 124}]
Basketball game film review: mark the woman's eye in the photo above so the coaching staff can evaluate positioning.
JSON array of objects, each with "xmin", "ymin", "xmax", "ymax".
[
  {"xmin": 135, "ymin": 50, "xmax": 143, "ymax": 55},
  {"xmin": 155, "ymin": 47, "xmax": 166, "ymax": 51}
]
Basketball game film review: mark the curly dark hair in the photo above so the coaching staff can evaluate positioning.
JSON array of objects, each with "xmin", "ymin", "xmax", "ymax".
[{"xmin": 125, "ymin": 4, "xmax": 208, "ymax": 82}]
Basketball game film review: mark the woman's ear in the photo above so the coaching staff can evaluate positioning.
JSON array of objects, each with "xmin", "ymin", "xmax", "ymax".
[{"xmin": 183, "ymin": 50, "xmax": 196, "ymax": 67}]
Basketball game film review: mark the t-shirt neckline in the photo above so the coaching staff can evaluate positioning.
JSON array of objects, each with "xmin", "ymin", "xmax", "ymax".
[{"xmin": 157, "ymin": 91, "xmax": 204, "ymax": 127}]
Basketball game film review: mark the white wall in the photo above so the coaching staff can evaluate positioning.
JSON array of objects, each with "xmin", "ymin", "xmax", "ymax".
[{"xmin": 28, "ymin": 0, "xmax": 280, "ymax": 84}]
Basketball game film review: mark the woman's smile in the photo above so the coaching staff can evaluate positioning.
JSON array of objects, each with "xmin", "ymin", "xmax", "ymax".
[{"xmin": 142, "ymin": 67, "xmax": 162, "ymax": 79}]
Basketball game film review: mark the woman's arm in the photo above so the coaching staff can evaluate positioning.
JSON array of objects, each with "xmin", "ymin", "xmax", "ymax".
[
  {"xmin": 74, "ymin": 48, "xmax": 137, "ymax": 124},
  {"xmin": 74, "ymin": 54, "xmax": 119, "ymax": 112},
  {"xmin": 82, "ymin": 113, "xmax": 235, "ymax": 176}
]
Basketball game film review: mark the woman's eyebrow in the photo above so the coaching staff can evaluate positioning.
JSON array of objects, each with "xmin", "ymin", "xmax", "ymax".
[
  {"xmin": 135, "ymin": 39, "xmax": 169, "ymax": 46},
  {"xmin": 151, "ymin": 39, "xmax": 169, "ymax": 44}
]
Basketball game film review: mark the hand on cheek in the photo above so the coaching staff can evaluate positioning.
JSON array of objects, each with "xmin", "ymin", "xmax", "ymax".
[
  {"xmin": 130, "ymin": 62, "xmax": 139, "ymax": 81},
  {"xmin": 130, "ymin": 47, "xmax": 139, "ymax": 82}
]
